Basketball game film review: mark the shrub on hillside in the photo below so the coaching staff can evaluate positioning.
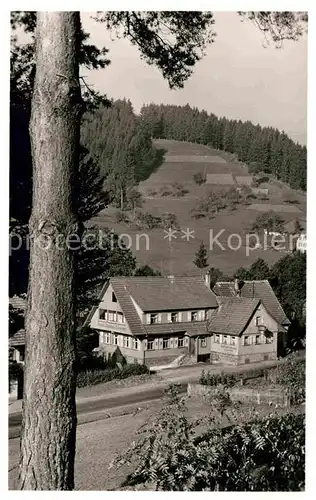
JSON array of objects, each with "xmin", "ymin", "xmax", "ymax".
[
  {"xmin": 115, "ymin": 210, "xmax": 130, "ymax": 224},
  {"xmin": 161, "ymin": 212, "xmax": 180, "ymax": 229},
  {"xmin": 200, "ymin": 370, "xmax": 238, "ymax": 387},
  {"xmin": 160, "ymin": 185, "xmax": 173, "ymax": 197},
  {"xmin": 191, "ymin": 186, "xmax": 251, "ymax": 219},
  {"xmin": 147, "ymin": 188, "xmax": 158, "ymax": 197},
  {"xmin": 135, "ymin": 264, "xmax": 161, "ymax": 276},
  {"xmin": 250, "ymin": 211, "xmax": 285, "ymax": 234},
  {"xmin": 135, "ymin": 211, "xmax": 162, "ymax": 229},
  {"xmin": 174, "ymin": 185, "xmax": 189, "ymax": 198},
  {"xmin": 193, "ymin": 172, "xmax": 206, "ymax": 185},
  {"xmin": 159, "ymin": 182, "xmax": 189, "ymax": 198},
  {"xmin": 190, "ymin": 207, "xmax": 207, "ymax": 219},
  {"xmin": 77, "ymin": 363, "xmax": 149, "ymax": 388}
]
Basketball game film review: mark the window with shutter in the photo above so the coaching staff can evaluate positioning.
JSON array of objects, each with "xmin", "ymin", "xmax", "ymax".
[
  {"xmin": 178, "ymin": 336, "xmax": 184, "ymax": 347},
  {"xmin": 150, "ymin": 313, "xmax": 158, "ymax": 324},
  {"xmin": 163, "ymin": 338, "xmax": 170, "ymax": 349},
  {"xmin": 99, "ymin": 309, "xmax": 107, "ymax": 320},
  {"xmin": 171, "ymin": 312, "xmax": 178, "ymax": 323},
  {"xmin": 191, "ymin": 311, "xmax": 198, "ymax": 321}
]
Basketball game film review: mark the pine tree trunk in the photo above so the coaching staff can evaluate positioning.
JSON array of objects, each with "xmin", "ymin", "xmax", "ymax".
[{"xmin": 19, "ymin": 12, "xmax": 82, "ymax": 490}]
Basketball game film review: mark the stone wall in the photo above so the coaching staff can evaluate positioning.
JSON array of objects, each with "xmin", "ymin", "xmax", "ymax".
[
  {"xmin": 147, "ymin": 355, "xmax": 179, "ymax": 367},
  {"xmin": 187, "ymin": 383, "xmax": 289, "ymax": 406}
]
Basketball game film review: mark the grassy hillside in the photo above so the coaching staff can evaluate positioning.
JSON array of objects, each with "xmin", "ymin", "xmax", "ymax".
[{"xmin": 92, "ymin": 140, "xmax": 306, "ymax": 277}]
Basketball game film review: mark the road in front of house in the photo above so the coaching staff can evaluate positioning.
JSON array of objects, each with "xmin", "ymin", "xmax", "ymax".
[
  {"xmin": 9, "ymin": 402, "xmax": 164, "ymax": 490},
  {"xmin": 9, "ymin": 355, "xmax": 305, "ymax": 489},
  {"xmin": 9, "ymin": 355, "xmax": 298, "ymax": 438}
]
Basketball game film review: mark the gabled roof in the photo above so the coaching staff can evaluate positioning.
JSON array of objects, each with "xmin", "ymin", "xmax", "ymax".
[
  {"xmin": 9, "ymin": 296, "xmax": 27, "ymax": 347},
  {"xmin": 208, "ymin": 297, "xmax": 260, "ymax": 336},
  {"xmin": 9, "ymin": 329, "xmax": 25, "ymax": 347},
  {"xmin": 85, "ymin": 276, "xmax": 217, "ymax": 337},
  {"xmin": 111, "ymin": 280, "xmax": 147, "ymax": 337},
  {"xmin": 110, "ymin": 276, "xmax": 218, "ymax": 312},
  {"xmin": 213, "ymin": 280, "xmax": 290, "ymax": 327},
  {"xmin": 9, "ymin": 295, "xmax": 27, "ymax": 311}
]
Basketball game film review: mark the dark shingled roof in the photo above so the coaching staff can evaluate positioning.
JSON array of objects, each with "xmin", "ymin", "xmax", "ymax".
[
  {"xmin": 84, "ymin": 276, "xmax": 217, "ymax": 337},
  {"xmin": 85, "ymin": 277, "xmax": 289, "ymax": 339},
  {"xmin": 208, "ymin": 297, "xmax": 260, "ymax": 336},
  {"xmin": 9, "ymin": 296, "xmax": 27, "ymax": 311},
  {"xmin": 213, "ymin": 280, "xmax": 290, "ymax": 327},
  {"xmin": 9, "ymin": 296, "xmax": 27, "ymax": 347},
  {"xmin": 111, "ymin": 280, "xmax": 147, "ymax": 337},
  {"xmin": 146, "ymin": 321, "xmax": 208, "ymax": 337},
  {"xmin": 9, "ymin": 329, "xmax": 26, "ymax": 347},
  {"xmin": 111, "ymin": 276, "xmax": 218, "ymax": 312}
]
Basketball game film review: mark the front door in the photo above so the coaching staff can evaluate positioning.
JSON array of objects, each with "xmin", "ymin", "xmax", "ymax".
[{"xmin": 197, "ymin": 353, "xmax": 210, "ymax": 363}]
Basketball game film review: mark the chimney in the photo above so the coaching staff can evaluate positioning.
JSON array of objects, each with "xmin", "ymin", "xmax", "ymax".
[
  {"xmin": 234, "ymin": 278, "xmax": 240, "ymax": 296},
  {"xmin": 205, "ymin": 273, "xmax": 211, "ymax": 289}
]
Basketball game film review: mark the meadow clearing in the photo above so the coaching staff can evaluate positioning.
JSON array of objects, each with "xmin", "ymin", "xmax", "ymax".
[{"xmin": 92, "ymin": 139, "xmax": 306, "ymax": 276}]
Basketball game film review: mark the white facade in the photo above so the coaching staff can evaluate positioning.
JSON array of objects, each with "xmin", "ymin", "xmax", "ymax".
[{"xmin": 296, "ymin": 234, "xmax": 307, "ymax": 253}]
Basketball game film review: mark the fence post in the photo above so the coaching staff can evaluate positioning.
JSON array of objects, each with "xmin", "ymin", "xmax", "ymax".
[{"xmin": 257, "ymin": 392, "xmax": 261, "ymax": 405}]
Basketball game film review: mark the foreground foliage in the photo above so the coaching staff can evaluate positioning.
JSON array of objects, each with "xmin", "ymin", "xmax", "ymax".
[{"xmin": 111, "ymin": 387, "xmax": 305, "ymax": 491}]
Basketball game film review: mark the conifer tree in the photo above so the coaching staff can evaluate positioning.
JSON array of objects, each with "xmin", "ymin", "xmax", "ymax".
[{"xmin": 194, "ymin": 241, "xmax": 209, "ymax": 269}]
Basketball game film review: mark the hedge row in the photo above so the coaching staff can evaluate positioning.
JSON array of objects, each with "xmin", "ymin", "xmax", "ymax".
[
  {"xmin": 76, "ymin": 363, "xmax": 150, "ymax": 388},
  {"xmin": 9, "ymin": 360, "xmax": 150, "ymax": 389},
  {"xmin": 200, "ymin": 367, "xmax": 271, "ymax": 387},
  {"xmin": 200, "ymin": 371, "xmax": 240, "ymax": 387}
]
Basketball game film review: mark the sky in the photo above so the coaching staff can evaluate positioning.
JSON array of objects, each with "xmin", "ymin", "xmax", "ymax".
[{"xmin": 82, "ymin": 11, "xmax": 307, "ymax": 145}]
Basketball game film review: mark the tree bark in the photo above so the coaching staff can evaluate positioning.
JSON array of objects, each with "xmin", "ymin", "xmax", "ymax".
[{"xmin": 19, "ymin": 12, "xmax": 82, "ymax": 490}]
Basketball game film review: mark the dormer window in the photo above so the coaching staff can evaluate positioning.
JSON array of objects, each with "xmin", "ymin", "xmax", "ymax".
[
  {"xmin": 112, "ymin": 292, "xmax": 117, "ymax": 303},
  {"xmin": 99, "ymin": 309, "xmax": 107, "ymax": 320},
  {"xmin": 150, "ymin": 313, "xmax": 158, "ymax": 324},
  {"xmin": 191, "ymin": 311, "xmax": 198, "ymax": 321},
  {"xmin": 171, "ymin": 312, "xmax": 179, "ymax": 323}
]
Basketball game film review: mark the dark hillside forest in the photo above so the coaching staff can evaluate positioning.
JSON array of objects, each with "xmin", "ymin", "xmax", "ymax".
[
  {"xmin": 81, "ymin": 99, "xmax": 165, "ymax": 207},
  {"xmin": 140, "ymin": 103, "xmax": 307, "ymax": 190}
]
